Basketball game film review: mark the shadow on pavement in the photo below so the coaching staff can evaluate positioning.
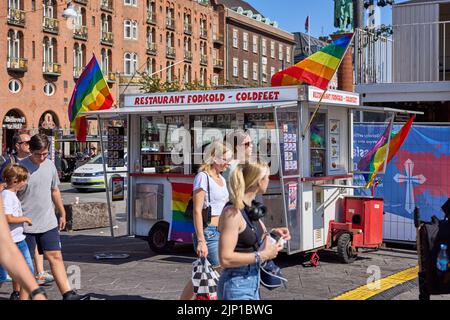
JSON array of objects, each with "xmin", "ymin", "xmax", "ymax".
[{"xmin": 88, "ymin": 293, "xmax": 156, "ymax": 300}]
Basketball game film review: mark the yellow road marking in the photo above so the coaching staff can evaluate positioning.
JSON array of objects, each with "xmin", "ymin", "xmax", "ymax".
[{"xmin": 332, "ymin": 266, "xmax": 419, "ymax": 300}]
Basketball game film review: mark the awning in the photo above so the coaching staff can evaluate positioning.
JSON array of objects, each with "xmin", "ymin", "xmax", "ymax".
[{"xmin": 80, "ymin": 101, "xmax": 299, "ymax": 119}]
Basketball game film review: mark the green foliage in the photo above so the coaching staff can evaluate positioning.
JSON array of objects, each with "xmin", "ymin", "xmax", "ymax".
[{"xmin": 139, "ymin": 73, "xmax": 212, "ymax": 93}]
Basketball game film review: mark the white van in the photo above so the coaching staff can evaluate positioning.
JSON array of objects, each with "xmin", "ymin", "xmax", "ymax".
[{"xmin": 70, "ymin": 154, "xmax": 127, "ymax": 191}]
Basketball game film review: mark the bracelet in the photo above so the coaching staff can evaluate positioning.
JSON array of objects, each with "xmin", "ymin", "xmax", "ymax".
[
  {"xmin": 254, "ymin": 251, "xmax": 261, "ymax": 265},
  {"xmin": 30, "ymin": 287, "xmax": 48, "ymax": 300},
  {"xmin": 197, "ymin": 239, "xmax": 206, "ymax": 243}
]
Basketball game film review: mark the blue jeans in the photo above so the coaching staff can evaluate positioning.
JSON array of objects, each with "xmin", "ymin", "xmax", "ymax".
[
  {"xmin": 218, "ymin": 263, "xmax": 260, "ymax": 300},
  {"xmin": 0, "ymin": 240, "xmax": 35, "ymax": 283},
  {"xmin": 192, "ymin": 226, "xmax": 220, "ymax": 268}
]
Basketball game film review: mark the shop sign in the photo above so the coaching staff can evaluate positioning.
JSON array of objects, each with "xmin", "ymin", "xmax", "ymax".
[
  {"xmin": 308, "ymin": 87, "xmax": 360, "ymax": 106},
  {"xmin": 3, "ymin": 115, "xmax": 26, "ymax": 129},
  {"xmin": 126, "ymin": 86, "xmax": 299, "ymax": 108}
]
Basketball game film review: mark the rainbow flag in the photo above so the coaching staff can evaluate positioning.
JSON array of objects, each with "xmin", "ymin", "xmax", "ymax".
[
  {"xmin": 169, "ymin": 183, "xmax": 195, "ymax": 242},
  {"xmin": 271, "ymin": 33, "xmax": 353, "ymax": 89},
  {"xmin": 358, "ymin": 115, "xmax": 415, "ymax": 188},
  {"xmin": 68, "ymin": 55, "xmax": 114, "ymax": 141}
]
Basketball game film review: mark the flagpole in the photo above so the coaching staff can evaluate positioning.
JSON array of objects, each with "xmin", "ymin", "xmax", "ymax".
[
  {"xmin": 308, "ymin": 15, "xmax": 311, "ymax": 56},
  {"xmin": 302, "ymin": 33, "xmax": 355, "ymax": 139}
]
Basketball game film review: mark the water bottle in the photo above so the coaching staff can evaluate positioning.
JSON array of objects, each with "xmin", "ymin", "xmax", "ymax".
[{"xmin": 436, "ymin": 244, "xmax": 448, "ymax": 273}]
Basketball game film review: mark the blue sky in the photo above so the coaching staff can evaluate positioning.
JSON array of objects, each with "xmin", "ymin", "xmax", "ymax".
[{"xmin": 245, "ymin": 0, "xmax": 409, "ymax": 37}]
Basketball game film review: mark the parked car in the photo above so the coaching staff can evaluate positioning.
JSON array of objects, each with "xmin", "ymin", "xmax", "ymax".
[{"xmin": 71, "ymin": 154, "xmax": 127, "ymax": 192}]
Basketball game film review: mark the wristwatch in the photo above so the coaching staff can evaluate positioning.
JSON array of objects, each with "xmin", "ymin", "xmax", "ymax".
[{"xmin": 30, "ymin": 287, "xmax": 48, "ymax": 300}]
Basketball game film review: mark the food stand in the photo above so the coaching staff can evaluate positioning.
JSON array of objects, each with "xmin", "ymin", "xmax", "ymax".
[{"xmin": 82, "ymin": 85, "xmax": 421, "ymax": 261}]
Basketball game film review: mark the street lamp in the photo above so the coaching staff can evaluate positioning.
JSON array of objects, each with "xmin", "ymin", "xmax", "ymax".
[{"xmin": 62, "ymin": 1, "xmax": 78, "ymax": 19}]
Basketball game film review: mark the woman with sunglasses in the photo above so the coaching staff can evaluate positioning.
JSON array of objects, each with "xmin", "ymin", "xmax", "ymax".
[
  {"xmin": 180, "ymin": 140, "xmax": 232, "ymax": 300},
  {"xmin": 222, "ymin": 129, "xmax": 253, "ymax": 183},
  {"xmin": 0, "ymin": 134, "xmax": 31, "ymax": 186}
]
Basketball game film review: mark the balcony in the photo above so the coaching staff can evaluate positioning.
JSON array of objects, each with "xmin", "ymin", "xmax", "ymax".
[
  {"xmin": 147, "ymin": 12, "xmax": 156, "ymax": 25},
  {"xmin": 107, "ymin": 72, "xmax": 116, "ymax": 83},
  {"xmin": 74, "ymin": 0, "xmax": 88, "ymax": 4},
  {"xmin": 213, "ymin": 58, "xmax": 223, "ymax": 69},
  {"xmin": 184, "ymin": 51, "xmax": 193, "ymax": 62},
  {"xmin": 7, "ymin": 58, "xmax": 28, "ymax": 72},
  {"xmin": 166, "ymin": 18, "xmax": 175, "ymax": 30},
  {"xmin": 73, "ymin": 26, "xmax": 88, "ymax": 41},
  {"xmin": 101, "ymin": 31, "xmax": 114, "ymax": 46},
  {"xmin": 200, "ymin": 54, "xmax": 208, "ymax": 66},
  {"xmin": 184, "ymin": 23, "xmax": 192, "ymax": 35},
  {"xmin": 166, "ymin": 47, "xmax": 175, "ymax": 59},
  {"xmin": 43, "ymin": 62, "xmax": 61, "ymax": 76},
  {"xmin": 100, "ymin": 0, "xmax": 114, "ymax": 12},
  {"xmin": 73, "ymin": 67, "xmax": 84, "ymax": 79},
  {"xmin": 147, "ymin": 42, "xmax": 157, "ymax": 55},
  {"xmin": 213, "ymin": 33, "xmax": 224, "ymax": 45},
  {"xmin": 7, "ymin": 8, "xmax": 25, "ymax": 27},
  {"xmin": 200, "ymin": 28, "xmax": 208, "ymax": 39},
  {"xmin": 43, "ymin": 17, "xmax": 59, "ymax": 34}
]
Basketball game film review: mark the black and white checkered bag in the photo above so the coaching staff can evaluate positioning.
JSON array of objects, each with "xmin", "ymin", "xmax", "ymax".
[{"xmin": 192, "ymin": 257, "xmax": 220, "ymax": 300}]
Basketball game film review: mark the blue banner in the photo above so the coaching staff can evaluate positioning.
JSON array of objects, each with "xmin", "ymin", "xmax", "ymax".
[{"xmin": 354, "ymin": 125, "xmax": 449, "ymax": 241}]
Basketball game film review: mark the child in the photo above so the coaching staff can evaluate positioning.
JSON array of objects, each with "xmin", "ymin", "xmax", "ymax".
[{"xmin": 0, "ymin": 164, "xmax": 34, "ymax": 300}]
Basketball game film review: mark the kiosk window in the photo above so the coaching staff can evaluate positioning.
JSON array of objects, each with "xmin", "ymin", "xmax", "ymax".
[
  {"xmin": 310, "ymin": 112, "xmax": 326, "ymax": 177},
  {"xmin": 244, "ymin": 113, "xmax": 276, "ymax": 165}
]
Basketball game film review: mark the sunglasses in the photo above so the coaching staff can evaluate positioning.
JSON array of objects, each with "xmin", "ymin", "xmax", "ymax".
[
  {"xmin": 18, "ymin": 141, "xmax": 30, "ymax": 145},
  {"xmin": 244, "ymin": 141, "xmax": 253, "ymax": 147}
]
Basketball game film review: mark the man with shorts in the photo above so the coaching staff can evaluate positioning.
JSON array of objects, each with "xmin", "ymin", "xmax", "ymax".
[{"xmin": 18, "ymin": 134, "xmax": 87, "ymax": 300}]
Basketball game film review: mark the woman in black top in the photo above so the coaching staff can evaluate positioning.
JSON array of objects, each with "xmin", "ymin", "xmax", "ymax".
[{"xmin": 218, "ymin": 162, "xmax": 290, "ymax": 300}]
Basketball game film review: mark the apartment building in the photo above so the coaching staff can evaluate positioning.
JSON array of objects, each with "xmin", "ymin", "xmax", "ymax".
[
  {"xmin": 211, "ymin": 0, "xmax": 295, "ymax": 87},
  {"xmin": 1, "ymin": 0, "xmax": 217, "ymax": 152}
]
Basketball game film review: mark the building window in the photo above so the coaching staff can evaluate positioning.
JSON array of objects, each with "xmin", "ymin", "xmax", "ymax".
[
  {"xmin": 124, "ymin": 20, "xmax": 138, "ymax": 40},
  {"xmin": 32, "ymin": 41, "xmax": 35, "ymax": 59},
  {"xmin": 253, "ymin": 62, "xmax": 258, "ymax": 81},
  {"xmin": 243, "ymin": 60, "xmax": 248, "ymax": 79},
  {"xmin": 124, "ymin": 52, "xmax": 137, "ymax": 75},
  {"xmin": 286, "ymin": 47, "xmax": 291, "ymax": 63},
  {"xmin": 262, "ymin": 38, "xmax": 267, "ymax": 56},
  {"xmin": 124, "ymin": 0, "xmax": 137, "ymax": 6},
  {"xmin": 279, "ymin": 44, "xmax": 283, "ymax": 61},
  {"xmin": 101, "ymin": 49, "xmax": 110, "ymax": 75},
  {"xmin": 270, "ymin": 66, "xmax": 275, "ymax": 79},
  {"xmin": 8, "ymin": 79, "xmax": 21, "ymax": 93},
  {"xmin": 262, "ymin": 63, "xmax": 267, "ymax": 82},
  {"xmin": 253, "ymin": 35, "xmax": 258, "ymax": 53},
  {"xmin": 270, "ymin": 41, "xmax": 275, "ymax": 58},
  {"xmin": 232, "ymin": 58, "xmax": 238, "ymax": 77},
  {"xmin": 243, "ymin": 33, "xmax": 248, "ymax": 51},
  {"xmin": 232, "ymin": 29, "xmax": 238, "ymax": 48},
  {"xmin": 7, "ymin": 30, "xmax": 22, "ymax": 61},
  {"xmin": 43, "ymin": 82, "xmax": 55, "ymax": 96}
]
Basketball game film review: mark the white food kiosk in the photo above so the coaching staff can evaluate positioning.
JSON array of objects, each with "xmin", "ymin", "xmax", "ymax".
[{"xmin": 83, "ymin": 85, "xmax": 419, "ymax": 260}]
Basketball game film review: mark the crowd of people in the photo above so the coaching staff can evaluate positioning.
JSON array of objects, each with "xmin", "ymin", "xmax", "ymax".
[
  {"xmin": 180, "ymin": 129, "xmax": 291, "ymax": 300},
  {"xmin": 0, "ymin": 133, "xmax": 88, "ymax": 300}
]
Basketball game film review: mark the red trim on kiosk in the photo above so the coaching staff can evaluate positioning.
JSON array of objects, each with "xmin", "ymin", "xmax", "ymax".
[
  {"xmin": 301, "ymin": 174, "xmax": 352, "ymax": 182},
  {"xmin": 130, "ymin": 173, "xmax": 197, "ymax": 178}
]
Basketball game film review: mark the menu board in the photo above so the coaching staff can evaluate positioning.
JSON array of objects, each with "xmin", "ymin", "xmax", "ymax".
[
  {"xmin": 107, "ymin": 126, "xmax": 125, "ymax": 167},
  {"xmin": 278, "ymin": 111, "xmax": 299, "ymax": 176},
  {"xmin": 328, "ymin": 119, "xmax": 340, "ymax": 172}
]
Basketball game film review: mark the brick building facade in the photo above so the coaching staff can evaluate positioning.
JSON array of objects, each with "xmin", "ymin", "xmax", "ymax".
[{"xmin": 1, "ymin": 0, "xmax": 217, "ymax": 153}]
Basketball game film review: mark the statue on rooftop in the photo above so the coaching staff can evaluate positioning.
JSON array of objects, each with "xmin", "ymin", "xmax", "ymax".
[{"xmin": 334, "ymin": 0, "xmax": 354, "ymax": 32}]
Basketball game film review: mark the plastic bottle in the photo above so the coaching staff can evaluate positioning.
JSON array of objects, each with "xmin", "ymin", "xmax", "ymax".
[{"xmin": 436, "ymin": 244, "xmax": 449, "ymax": 273}]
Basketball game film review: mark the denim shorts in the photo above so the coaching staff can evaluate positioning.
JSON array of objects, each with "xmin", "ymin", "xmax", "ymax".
[
  {"xmin": 24, "ymin": 227, "xmax": 62, "ymax": 258},
  {"xmin": 192, "ymin": 226, "xmax": 220, "ymax": 268},
  {"xmin": 0, "ymin": 239, "xmax": 35, "ymax": 283},
  {"xmin": 218, "ymin": 262, "xmax": 260, "ymax": 300}
]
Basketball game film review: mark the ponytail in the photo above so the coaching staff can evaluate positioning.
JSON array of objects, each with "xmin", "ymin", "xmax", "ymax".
[{"xmin": 229, "ymin": 164, "xmax": 246, "ymax": 209}]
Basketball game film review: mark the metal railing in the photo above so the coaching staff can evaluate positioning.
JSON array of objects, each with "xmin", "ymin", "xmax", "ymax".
[
  {"xmin": 7, "ymin": 8, "xmax": 25, "ymax": 26},
  {"xmin": 200, "ymin": 54, "xmax": 208, "ymax": 65},
  {"xmin": 43, "ymin": 62, "xmax": 61, "ymax": 75},
  {"xmin": 43, "ymin": 17, "xmax": 59, "ymax": 33},
  {"xmin": 166, "ymin": 18, "xmax": 175, "ymax": 30},
  {"xmin": 101, "ymin": 31, "xmax": 114, "ymax": 45},
  {"xmin": 7, "ymin": 57, "xmax": 28, "ymax": 71},
  {"xmin": 147, "ymin": 12, "xmax": 156, "ymax": 24},
  {"xmin": 184, "ymin": 50, "xmax": 193, "ymax": 62},
  {"xmin": 166, "ymin": 47, "xmax": 175, "ymax": 58},
  {"xmin": 213, "ymin": 58, "xmax": 223, "ymax": 69},
  {"xmin": 73, "ymin": 67, "xmax": 84, "ymax": 78},
  {"xmin": 213, "ymin": 33, "xmax": 223, "ymax": 44},
  {"xmin": 354, "ymin": 21, "xmax": 450, "ymax": 85},
  {"xmin": 73, "ymin": 25, "xmax": 88, "ymax": 40},
  {"xmin": 200, "ymin": 28, "xmax": 208, "ymax": 39},
  {"xmin": 107, "ymin": 72, "xmax": 116, "ymax": 82},
  {"xmin": 147, "ymin": 42, "xmax": 157, "ymax": 55},
  {"xmin": 184, "ymin": 23, "xmax": 192, "ymax": 34},
  {"xmin": 100, "ymin": 0, "xmax": 114, "ymax": 12}
]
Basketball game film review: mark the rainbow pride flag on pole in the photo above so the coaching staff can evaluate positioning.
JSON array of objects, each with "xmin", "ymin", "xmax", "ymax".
[
  {"xmin": 271, "ymin": 33, "xmax": 353, "ymax": 89},
  {"xmin": 169, "ymin": 183, "xmax": 195, "ymax": 242},
  {"xmin": 68, "ymin": 55, "xmax": 114, "ymax": 141},
  {"xmin": 358, "ymin": 115, "xmax": 415, "ymax": 188}
]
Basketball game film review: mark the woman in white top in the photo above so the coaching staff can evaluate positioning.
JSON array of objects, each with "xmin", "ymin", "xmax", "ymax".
[{"xmin": 180, "ymin": 140, "xmax": 232, "ymax": 300}]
